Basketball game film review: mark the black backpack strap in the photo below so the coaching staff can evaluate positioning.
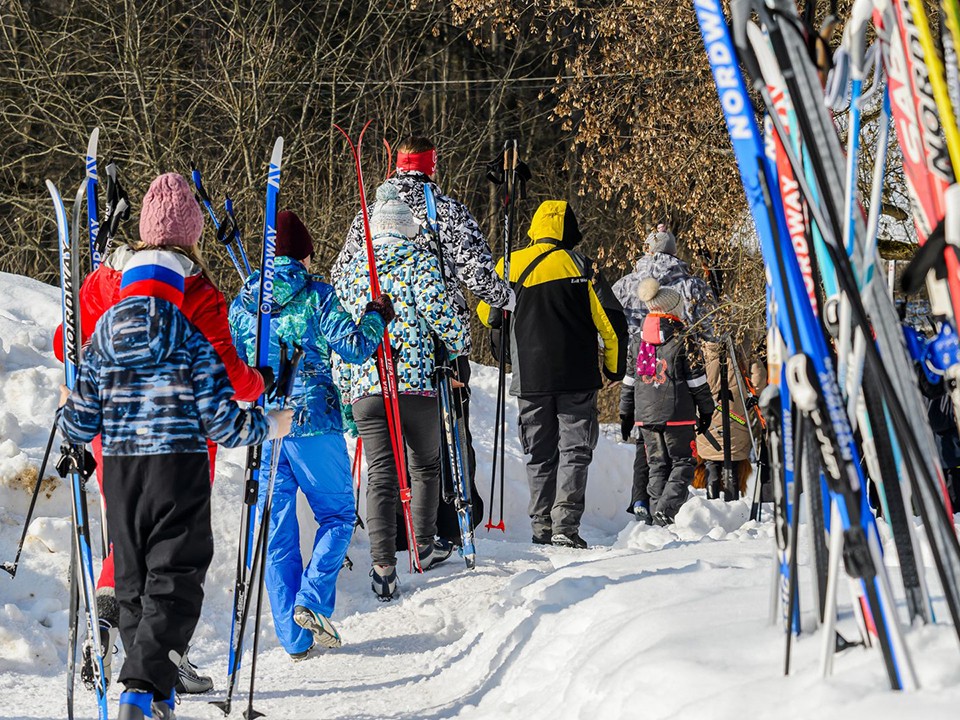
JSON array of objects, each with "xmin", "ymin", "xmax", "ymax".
[{"xmin": 512, "ymin": 246, "xmax": 562, "ymax": 299}]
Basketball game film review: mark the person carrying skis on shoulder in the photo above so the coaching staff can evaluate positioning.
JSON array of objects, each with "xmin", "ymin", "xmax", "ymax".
[
  {"xmin": 57, "ymin": 248, "xmax": 292, "ymax": 720},
  {"xmin": 620, "ymin": 278, "xmax": 715, "ymax": 526},
  {"xmin": 334, "ymin": 183, "xmax": 467, "ymax": 601},
  {"xmin": 51, "ymin": 172, "xmax": 268, "ymax": 693},
  {"xmin": 229, "ymin": 210, "xmax": 392, "ymax": 660},
  {"xmin": 478, "ymin": 200, "xmax": 627, "ymax": 549},
  {"xmin": 614, "ymin": 224, "xmax": 715, "ymax": 523},
  {"xmin": 332, "ymin": 135, "xmax": 511, "ymax": 551}
]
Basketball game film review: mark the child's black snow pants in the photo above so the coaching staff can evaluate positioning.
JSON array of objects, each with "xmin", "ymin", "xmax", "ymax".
[{"xmin": 102, "ymin": 452, "xmax": 213, "ymax": 698}]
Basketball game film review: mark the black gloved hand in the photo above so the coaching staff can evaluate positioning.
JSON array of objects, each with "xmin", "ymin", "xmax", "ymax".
[
  {"xmin": 696, "ymin": 413, "xmax": 714, "ymax": 436},
  {"xmin": 366, "ymin": 293, "xmax": 396, "ymax": 324},
  {"xmin": 620, "ymin": 414, "xmax": 634, "ymax": 442},
  {"xmin": 257, "ymin": 365, "xmax": 276, "ymax": 399}
]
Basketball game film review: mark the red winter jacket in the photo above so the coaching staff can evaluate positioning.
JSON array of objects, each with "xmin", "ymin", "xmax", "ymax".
[{"xmin": 53, "ymin": 257, "xmax": 264, "ymax": 402}]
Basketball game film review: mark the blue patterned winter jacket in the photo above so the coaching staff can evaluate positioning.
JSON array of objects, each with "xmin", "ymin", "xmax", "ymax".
[
  {"xmin": 58, "ymin": 296, "xmax": 271, "ymax": 456},
  {"xmin": 334, "ymin": 235, "xmax": 466, "ymax": 404},
  {"xmin": 230, "ymin": 257, "xmax": 385, "ymax": 437}
]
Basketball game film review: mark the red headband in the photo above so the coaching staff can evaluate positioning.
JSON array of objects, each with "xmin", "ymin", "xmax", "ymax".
[{"xmin": 396, "ymin": 149, "xmax": 437, "ymax": 177}]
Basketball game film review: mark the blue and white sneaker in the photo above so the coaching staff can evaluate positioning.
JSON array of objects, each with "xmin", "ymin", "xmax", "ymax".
[{"xmin": 293, "ymin": 606, "xmax": 342, "ymax": 649}]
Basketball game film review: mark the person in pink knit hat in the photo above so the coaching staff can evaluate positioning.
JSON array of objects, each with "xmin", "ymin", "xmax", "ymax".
[{"xmin": 54, "ymin": 172, "xmax": 268, "ymax": 695}]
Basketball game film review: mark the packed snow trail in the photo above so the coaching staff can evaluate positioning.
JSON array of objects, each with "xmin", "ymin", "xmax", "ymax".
[{"xmin": 1, "ymin": 271, "xmax": 960, "ymax": 719}]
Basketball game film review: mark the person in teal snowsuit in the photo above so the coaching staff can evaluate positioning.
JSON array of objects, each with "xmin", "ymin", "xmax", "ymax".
[{"xmin": 230, "ymin": 210, "xmax": 394, "ymax": 659}]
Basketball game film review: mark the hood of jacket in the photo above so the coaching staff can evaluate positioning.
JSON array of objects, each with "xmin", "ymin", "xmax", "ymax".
[
  {"xmin": 93, "ymin": 296, "xmax": 192, "ymax": 369},
  {"xmin": 367, "ymin": 234, "xmax": 420, "ymax": 271},
  {"xmin": 527, "ymin": 200, "xmax": 582, "ymax": 249},
  {"xmin": 240, "ymin": 256, "xmax": 312, "ymax": 314}
]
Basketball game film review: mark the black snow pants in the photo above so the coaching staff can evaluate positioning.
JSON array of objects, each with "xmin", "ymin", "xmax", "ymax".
[
  {"xmin": 641, "ymin": 425, "xmax": 695, "ymax": 521},
  {"xmin": 629, "ymin": 436, "xmax": 650, "ymax": 511},
  {"xmin": 353, "ymin": 394, "xmax": 441, "ymax": 567},
  {"xmin": 102, "ymin": 452, "xmax": 213, "ymax": 698}
]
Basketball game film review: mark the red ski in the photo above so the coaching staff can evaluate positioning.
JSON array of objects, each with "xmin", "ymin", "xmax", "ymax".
[{"xmin": 335, "ymin": 121, "xmax": 422, "ymax": 573}]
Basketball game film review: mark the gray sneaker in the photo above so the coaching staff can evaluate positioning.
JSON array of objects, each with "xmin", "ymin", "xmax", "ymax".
[
  {"xmin": 293, "ymin": 606, "xmax": 343, "ymax": 649},
  {"xmin": 175, "ymin": 647, "xmax": 213, "ymax": 694},
  {"xmin": 370, "ymin": 564, "xmax": 398, "ymax": 601},
  {"xmin": 551, "ymin": 532, "xmax": 588, "ymax": 549}
]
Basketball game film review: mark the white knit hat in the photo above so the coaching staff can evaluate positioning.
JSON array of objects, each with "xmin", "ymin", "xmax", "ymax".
[
  {"xmin": 370, "ymin": 183, "xmax": 420, "ymax": 240},
  {"xmin": 638, "ymin": 277, "xmax": 682, "ymax": 316},
  {"xmin": 644, "ymin": 224, "xmax": 677, "ymax": 256}
]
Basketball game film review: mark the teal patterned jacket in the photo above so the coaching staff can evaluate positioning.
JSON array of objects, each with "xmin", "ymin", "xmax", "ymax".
[
  {"xmin": 333, "ymin": 235, "xmax": 466, "ymax": 404},
  {"xmin": 230, "ymin": 257, "xmax": 385, "ymax": 437}
]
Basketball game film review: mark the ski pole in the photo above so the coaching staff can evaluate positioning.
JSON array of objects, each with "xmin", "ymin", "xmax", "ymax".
[
  {"xmin": 1, "ymin": 420, "xmax": 58, "ymax": 577},
  {"xmin": 784, "ymin": 414, "xmax": 806, "ymax": 676},
  {"xmin": 485, "ymin": 140, "xmax": 523, "ymax": 532},
  {"xmin": 352, "ymin": 438, "xmax": 364, "ymax": 530},
  {"xmin": 224, "ymin": 196, "xmax": 252, "ymax": 276},
  {"xmin": 191, "ymin": 168, "xmax": 245, "ymax": 280},
  {"xmin": 243, "ymin": 342, "xmax": 304, "ymax": 720}
]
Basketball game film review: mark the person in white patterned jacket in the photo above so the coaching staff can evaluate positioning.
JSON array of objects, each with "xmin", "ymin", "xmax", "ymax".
[
  {"xmin": 332, "ymin": 135, "xmax": 512, "ymax": 549},
  {"xmin": 614, "ymin": 226, "xmax": 715, "ymax": 524}
]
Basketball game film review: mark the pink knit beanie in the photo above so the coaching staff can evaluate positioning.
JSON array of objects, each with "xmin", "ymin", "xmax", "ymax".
[{"xmin": 138, "ymin": 173, "xmax": 204, "ymax": 247}]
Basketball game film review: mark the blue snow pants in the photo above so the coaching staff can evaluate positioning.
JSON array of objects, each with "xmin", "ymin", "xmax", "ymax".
[{"xmin": 258, "ymin": 434, "xmax": 355, "ymax": 655}]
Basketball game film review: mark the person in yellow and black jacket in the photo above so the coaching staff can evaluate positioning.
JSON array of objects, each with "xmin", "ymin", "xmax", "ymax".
[{"xmin": 478, "ymin": 200, "xmax": 627, "ymax": 548}]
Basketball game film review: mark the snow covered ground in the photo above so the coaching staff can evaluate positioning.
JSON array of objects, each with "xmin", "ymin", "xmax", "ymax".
[{"xmin": 1, "ymin": 270, "xmax": 960, "ymax": 720}]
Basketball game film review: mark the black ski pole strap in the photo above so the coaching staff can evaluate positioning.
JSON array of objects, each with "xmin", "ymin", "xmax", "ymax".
[{"xmin": 94, "ymin": 164, "xmax": 130, "ymax": 256}]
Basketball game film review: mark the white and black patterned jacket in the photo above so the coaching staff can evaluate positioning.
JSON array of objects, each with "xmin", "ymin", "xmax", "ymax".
[{"xmin": 332, "ymin": 171, "xmax": 509, "ymax": 352}]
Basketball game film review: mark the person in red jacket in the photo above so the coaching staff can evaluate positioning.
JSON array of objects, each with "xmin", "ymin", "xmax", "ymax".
[{"xmin": 54, "ymin": 173, "xmax": 266, "ymax": 694}]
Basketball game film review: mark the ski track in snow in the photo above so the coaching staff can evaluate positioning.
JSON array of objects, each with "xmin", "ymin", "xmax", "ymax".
[{"xmin": 1, "ymin": 271, "xmax": 960, "ymax": 719}]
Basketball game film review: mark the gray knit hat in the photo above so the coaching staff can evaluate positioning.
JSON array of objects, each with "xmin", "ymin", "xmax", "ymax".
[
  {"xmin": 644, "ymin": 224, "xmax": 677, "ymax": 256},
  {"xmin": 638, "ymin": 277, "xmax": 682, "ymax": 316},
  {"xmin": 370, "ymin": 183, "xmax": 420, "ymax": 240}
]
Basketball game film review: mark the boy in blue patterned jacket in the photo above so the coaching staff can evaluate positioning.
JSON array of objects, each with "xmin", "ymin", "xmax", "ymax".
[
  {"xmin": 335, "ymin": 183, "xmax": 467, "ymax": 600},
  {"xmin": 230, "ymin": 211, "xmax": 391, "ymax": 659},
  {"xmin": 59, "ymin": 249, "xmax": 292, "ymax": 720}
]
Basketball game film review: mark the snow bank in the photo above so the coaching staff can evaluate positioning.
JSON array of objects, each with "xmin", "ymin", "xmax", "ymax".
[{"xmin": 1, "ymin": 270, "xmax": 959, "ymax": 720}]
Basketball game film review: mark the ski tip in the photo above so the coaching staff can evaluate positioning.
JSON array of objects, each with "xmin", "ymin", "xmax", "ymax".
[
  {"xmin": 271, "ymin": 136, "xmax": 284, "ymax": 165},
  {"xmin": 86, "ymin": 127, "xmax": 99, "ymax": 161},
  {"xmin": 73, "ymin": 180, "xmax": 87, "ymax": 205}
]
